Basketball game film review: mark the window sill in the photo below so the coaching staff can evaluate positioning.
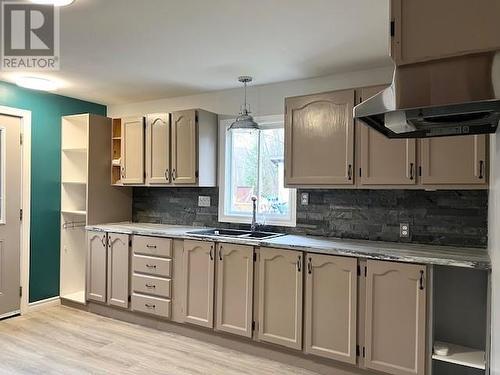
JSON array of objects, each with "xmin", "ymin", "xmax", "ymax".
[{"xmin": 218, "ymin": 214, "xmax": 296, "ymax": 228}]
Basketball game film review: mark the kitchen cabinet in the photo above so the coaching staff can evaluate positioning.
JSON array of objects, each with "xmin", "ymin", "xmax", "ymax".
[
  {"xmin": 87, "ymin": 230, "xmax": 107, "ymax": 303},
  {"xmin": 146, "ymin": 113, "xmax": 170, "ymax": 184},
  {"xmin": 258, "ymin": 247, "xmax": 303, "ymax": 350},
  {"xmin": 107, "ymin": 233, "xmax": 129, "ymax": 308},
  {"xmin": 172, "ymin": 110, "xmax": 197, "ymax": 184},
  {"xmin": 357, "ymin": 86, "xmax": 417, "ymax": 186},
  {"xmin": 182, "ymin": 240, "xmax": 215, "ymax": 328},
  {"xmin": 121, "ymin": 116, "xmax": 145, "ymax": 184},
  {"xmin": 390, "ymin": 0, "xmax": 500, "ymax": 66},
  {"xmin": 420, "ymin": 135, "xmax": 487, "ymax": 185},
  {"xmin": 304, "ymin": 253, "xmax": 357, "ymax": 364},
  {"xmin": 285, "ymin": 89, "xmax": 355, "ymax": 186},
  {"xmin": 215, "ymin": 243, "xmax": 253, "ymax": 338},
  {"xmin": 364, "ymin": 260, "xmax": 426, "ymax": 375}
]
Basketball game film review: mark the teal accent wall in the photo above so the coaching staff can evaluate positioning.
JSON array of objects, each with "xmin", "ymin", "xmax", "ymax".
[{"xmin": 0, "ymin": 81, "xmax": 106, "ymax": 303}]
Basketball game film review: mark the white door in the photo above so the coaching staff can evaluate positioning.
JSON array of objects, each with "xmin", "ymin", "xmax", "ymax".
[{"xmin": 0, "ymin": 115, "xmax": 21, "ymax": 317}]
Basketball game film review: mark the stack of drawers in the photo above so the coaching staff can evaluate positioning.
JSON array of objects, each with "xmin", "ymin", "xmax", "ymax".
[{"xmin": 131, "ymin": 235, "xmax": 172, "ymax": 318}]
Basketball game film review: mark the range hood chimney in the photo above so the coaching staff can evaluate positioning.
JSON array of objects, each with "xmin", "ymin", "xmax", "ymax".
[{"xmin": 354, "ymin": 51, "xmax": 500, "ymax": 138}]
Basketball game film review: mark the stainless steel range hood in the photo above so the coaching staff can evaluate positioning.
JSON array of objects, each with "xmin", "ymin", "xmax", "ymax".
[{"xmin": 354, "ymin": 51, "xmax": 500, "ymax": 138}]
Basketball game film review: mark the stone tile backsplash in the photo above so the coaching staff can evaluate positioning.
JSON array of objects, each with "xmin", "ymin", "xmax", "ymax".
[{"xmin": 133, "ymin": 188, "xmax": 488, "ymax": 248}]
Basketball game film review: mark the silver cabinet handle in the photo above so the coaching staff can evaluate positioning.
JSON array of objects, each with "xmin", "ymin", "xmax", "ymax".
[
  {"xmin": 101, "ymin": 235, "xmax": 106, "ymax": 248},
  {"xmin": 145, "ymin": 284, "xmax": 156, "ymax": 289},
  {"xmin": 409, "ymin": 163, "xmax": 414, "ymax": 180},
  {"xmin": 209, "ymin": 245, "xmax": 214, "ymax": 261},
  {"xmin": 348, "ymin": 165, "xmax": 352, "ymax": 181},
  {"xmin": 145, "ymin": 264, "xmax": 157, "ymax": 269},
  {"xmin": 479, "ymin": 160, "xmax": 484, "ymax": 179},
  {"xmin": 307, "ymin": 257, "xmax": 312, "ymax": 274},
  {"xmin": 146, "ymin": 244, "xmax": 157, "ymax": 249},
  {"xmin": 145, "ymin": 303, "xmax": 156, "ymax": 309},
  {"xmin": 219, "ymin": 246, "xmax": 223, "ymax": 261},
  {"xmin": 172, "ymin": 169, "xmax": 177, "ymax": 181},
  {"xmin": 121, "ymin": 167, "xmax": 125, "ymax": 178},
  {"xmin": 297, "ymin": 255, "xmax": 302, "ymax": 273},
  {"xmin": 419, "ymin": 270, "xmax": 425, "ymax": 290},
  {"xmin": 165, "ymin": 169, "xmax": 170, "ymax": 181}
]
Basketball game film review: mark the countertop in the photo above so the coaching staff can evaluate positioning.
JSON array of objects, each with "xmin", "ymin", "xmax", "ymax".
[{"xmin": 86, "ymin": 222, "xmax": 491, "ymax": 270}]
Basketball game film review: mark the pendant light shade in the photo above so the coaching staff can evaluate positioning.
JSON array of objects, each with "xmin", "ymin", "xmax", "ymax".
[{"xmin": 229, "ymin": 76, "xmax": 259, "ymax": 131}]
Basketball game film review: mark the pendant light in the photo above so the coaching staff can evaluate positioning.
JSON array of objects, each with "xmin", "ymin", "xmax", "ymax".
[{"xmin": 228, "ymin": 76, "xmax": 259, "ymax": 131}]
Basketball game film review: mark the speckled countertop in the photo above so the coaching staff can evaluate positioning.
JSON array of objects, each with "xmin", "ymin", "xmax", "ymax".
[{"xmin": 86, "ymin": 222, "xmax": 491, "ymax": 270}]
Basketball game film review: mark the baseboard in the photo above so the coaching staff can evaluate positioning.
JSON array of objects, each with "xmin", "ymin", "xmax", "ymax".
[{"xmin": 27, "ymin": 296, "xmax": 61, "ymax": 314}]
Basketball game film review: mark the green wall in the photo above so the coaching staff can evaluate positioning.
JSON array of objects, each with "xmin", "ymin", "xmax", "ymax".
[{"xmin": 0, "ymin": 81, "xmax": 106, "ymax": 303}]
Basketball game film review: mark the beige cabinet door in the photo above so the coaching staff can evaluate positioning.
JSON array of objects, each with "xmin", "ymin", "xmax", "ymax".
[
  {"xmin": 304, "ymin": 254, "xmax": 357, "ymax": 364},
  {"xmin": 87, "ymin": 231, "xmax": 107, "ymax": 303},
  {"xmin": 358, "ymin": 86, "xmax": 417, "ymax": 186},
  {"xmin": 420, "ymin": 135, "xmax": 487, "ymax": 185},
  {"xmin": 172, "ymin": 110, "xmax": 197, "ymax": 184},
  {"xmin": 285, "ymin": 90, "xmax": 355, "ymax": 186},
  {"xmin": 146, "ymin": 113, "xmax": 170, "ymax": 185},
  {"xmin": 391, "ymin": 0, "xmax": 500, "ymax": 65},
  {"xmin": 121, "ymin": 116, "xmax": 145, "ymax": 184},
  {"xmin": 215, "ymin": 244, "xmax": 254, "ymax": 338},
  {"xmin": 365, "ymin": 260, "xmax": 426, "ymax": 375},
  {"xmin": 182, "ymin": 240, "xmax": 215, "ymax": 328},
  {"xmin": 258, "ymin": 248, "xmax": 303, "ymax": 350},
  {"xmin": 107, "ymin": 233, "xmax": 129, "ymax": 308}
]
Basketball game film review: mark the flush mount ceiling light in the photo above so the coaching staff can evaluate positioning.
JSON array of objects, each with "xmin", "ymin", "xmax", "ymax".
[
  {"xmin": 15, "ymin": 76, "xmax": 59, "ymax": 91},
  {"xmin": 30, "ymin": 0, "xmax": 75, "ymax": 5},
  {"xmin": 228, "ymin": 76, "xmax": 259, "ymax": 131}
]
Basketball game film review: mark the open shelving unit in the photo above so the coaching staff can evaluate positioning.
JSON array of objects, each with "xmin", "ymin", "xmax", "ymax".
[
  {"xmin": 111, "ymin": 118, "xmax": 122, "ymax": 185},
  {"xmin": 430, "ymin": 265, "xmax": 489, "ymax": 375},
  {"xmin": 60, "ymin": 114, "xmax": 132, "ymax": 306}
]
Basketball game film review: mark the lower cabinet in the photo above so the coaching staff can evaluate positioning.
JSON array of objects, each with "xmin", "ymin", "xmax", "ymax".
[
  {"xmin": 304, "ymin": 253, "xmax": 358, "ymax": 364},
  {"xmin": 107, "ymin": 233, "xmax": 130, "ymax": 308},
  {"xmin": 87, "ymin": 231, "xmax": 130, "ymax": 308},
  {"xmin": 258, "ymin": 247, "xmax": 303, "ymax": 350},
  {"xmin": 215, "ymin": 243, "xmax": 254, "ymax": 338},
  {"xmin": 87, "ymin": 230, "xmax": 107, "ymax": 303},
  {"xmin": 182, "ymin": 240, "xmax": 215, "ymax": 328},
  {"xmin": 364, "ymin": 260, "xmax": 427, "ymax": 375}
]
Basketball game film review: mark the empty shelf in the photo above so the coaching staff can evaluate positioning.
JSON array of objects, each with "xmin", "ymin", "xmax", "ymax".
[
  {"xmin": 62, "ymin": 181, "xmax": 86, "ymax": 185},
  {"xmin": 432, "ymin": 342, "xmax": 486, "ymax": 370},
  {"xmin": 62, "ymin": 148, "xmax": 87, "ymax": 152},
  {"xmin": 61, "ymin": 210, "xmax": 87, "ymax": 216},
  {"xmin": 61, "ymin": 290, "xmax": 86, "ymax": 305}
]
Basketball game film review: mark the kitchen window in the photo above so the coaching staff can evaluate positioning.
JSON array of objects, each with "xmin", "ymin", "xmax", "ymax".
[{"xmin": 219, "ymin": 115, "xmax": 296, "ymax": 227}]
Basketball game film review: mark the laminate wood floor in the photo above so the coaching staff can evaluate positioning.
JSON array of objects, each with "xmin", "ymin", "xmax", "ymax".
[{"xmin": 0, "ymin": 306, "xmax": 320, "ymax": 375}]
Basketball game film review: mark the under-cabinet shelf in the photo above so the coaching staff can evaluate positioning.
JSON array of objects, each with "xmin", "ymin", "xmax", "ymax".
[{"xmin": 432, "ymin": 341, "xmax": 486, "ymax": 370}]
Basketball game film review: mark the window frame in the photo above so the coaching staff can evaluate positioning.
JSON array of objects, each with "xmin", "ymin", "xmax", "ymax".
[{"xmin": 218, "ymin": 115, "xmax": 296, "ymax": 227}]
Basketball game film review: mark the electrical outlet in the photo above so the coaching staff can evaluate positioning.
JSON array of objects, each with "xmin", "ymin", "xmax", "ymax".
[
  {"xmin": 400, "ymin": 223, "xmax": 410, "ymax": 238},
  {"xmin": 198, "ymin": 196, "xmax": 211, "ymax": 207},
  {"xmin": 300, "ymin": 192, "xmax": 309, "ymax": 206}
]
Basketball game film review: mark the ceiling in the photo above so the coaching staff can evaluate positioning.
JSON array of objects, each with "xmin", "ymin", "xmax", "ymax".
[{"xmin": 1, "ymin": 0, "xmax": 392, "ymax": 105}]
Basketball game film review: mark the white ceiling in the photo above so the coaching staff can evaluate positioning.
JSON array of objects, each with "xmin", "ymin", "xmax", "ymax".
[{"xmin": 1, "ymin": 0, "xmax": 392, "ymax": 105}]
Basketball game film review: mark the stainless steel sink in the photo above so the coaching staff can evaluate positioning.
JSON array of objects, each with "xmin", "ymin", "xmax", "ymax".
[{"xmin": 187, "ymin": 228, "xmax": 283, "ymax": 240}]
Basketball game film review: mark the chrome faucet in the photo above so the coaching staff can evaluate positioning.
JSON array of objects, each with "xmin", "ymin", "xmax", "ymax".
[{"xmin": 251, "ymin": 196, "xmax": 258, "ymax": 232}]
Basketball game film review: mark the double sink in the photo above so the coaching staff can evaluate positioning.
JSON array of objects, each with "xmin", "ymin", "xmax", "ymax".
[{"xmin": 187, "ymin": 228, "xmax": 284, "ymax": 241}]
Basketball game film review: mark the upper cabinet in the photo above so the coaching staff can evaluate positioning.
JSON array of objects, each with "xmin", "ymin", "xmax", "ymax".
[
  {"xmin": 112, "ymin": 109, "xmax": 217, "ymax": 187},
  {"xmin": 390, "ymin": 0, "xmax": 500, "ymax": 65},
  {"xmin": 121, "ymin": 116, "xmax": 145, "ymax": 185},
  {"xmin": 357, "ymin": 86, "xmax": 417, "ymax": 186},
  {"xmin": 285, "ymin": 89, "xmax": 355, "ymax": 186},
  {"xmin": 420, "ymin": 135, "xmax": 487, "ymax": 185},
  {"xmin": 146, "ymin": 113, "xmax": 170, "ymax": 185},
  {"xmin": 284, "ymin": 87, "xmax": 489, "ymax": 189}
]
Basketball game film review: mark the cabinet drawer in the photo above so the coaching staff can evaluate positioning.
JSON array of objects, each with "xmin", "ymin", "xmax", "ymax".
[
  {"xmin": 133, "ymin": 254, "xmax": 172, "ymax": 277},
  {"xmin": 132, "ymin": 236, "xmax": 172, "ymax": 258},
  {"xmin": 132, "ymin": 274, "xmax": 171, "ymax": 298},
  {"xmin": 131, "ymin": 293, "xmax": 171, "ymax": 318}
]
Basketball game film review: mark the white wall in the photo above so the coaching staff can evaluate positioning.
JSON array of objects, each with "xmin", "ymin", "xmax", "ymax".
[
  {"xmin": 108, "ymin": 66, "xmax": 393, "ymax": 117},
  {"xmin": 490, "ymin": 132, "xmax": 500, "ymax": 374}
]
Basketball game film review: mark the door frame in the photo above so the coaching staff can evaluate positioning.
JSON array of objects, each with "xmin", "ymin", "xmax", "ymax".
[{"xmin": 0, "ymin": 106, "xmax": 31, "ymax": 317}]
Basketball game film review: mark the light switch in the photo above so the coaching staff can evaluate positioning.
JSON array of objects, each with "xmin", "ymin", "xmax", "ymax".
[
  {"xmin": 300, "ymin": 192, "xmax": 309, "ymax": 206},
  {"xmin": 198, "ymin": 196, "xmax": 211, "ymax": 207}
]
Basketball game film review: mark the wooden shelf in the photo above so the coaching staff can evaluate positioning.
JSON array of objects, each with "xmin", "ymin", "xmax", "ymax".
[
  {"xmin": 62, "ymin": 181, "xmax": 86, "ymax": 185},
  {"xmin": 432, "ymin": 342, "xmax": 486, "ymax": 370},
  {"xmin": 61, "ymin": 290, "xmax": 86, "ymax": 305},
  {"xmin": 62, "ymin": 148, "xmax": 87, "ymax": 153},
  {"xmin": 61, "ymin": 210, "xmax": 87, "ymax": 216}
]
